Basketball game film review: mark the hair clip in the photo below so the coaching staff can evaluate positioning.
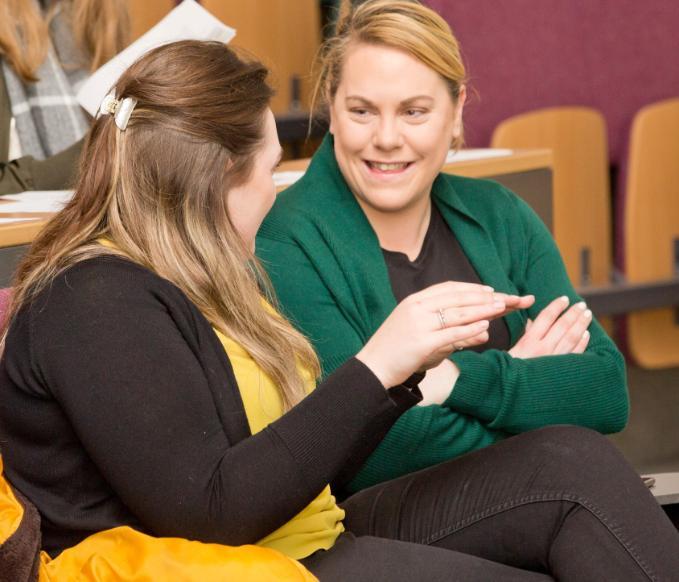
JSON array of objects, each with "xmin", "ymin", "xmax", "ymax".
[{"xmin": 99, "ymin": 92, "xmax": 138, "ymax": 131}]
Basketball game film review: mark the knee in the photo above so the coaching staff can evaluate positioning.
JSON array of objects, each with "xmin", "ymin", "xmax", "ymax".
[{"xmin": 527, "ymin": 425, "xmax": 625, "ymax": 474}]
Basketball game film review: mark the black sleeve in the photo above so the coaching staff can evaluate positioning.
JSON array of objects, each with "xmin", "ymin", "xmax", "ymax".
[
  {"xmin": 30, "ymin": 262, "xmax": 420, "ymax": 545},
  {"xmin": 331, "ymin": 372, "xmax": 424, "ymax": 496}
]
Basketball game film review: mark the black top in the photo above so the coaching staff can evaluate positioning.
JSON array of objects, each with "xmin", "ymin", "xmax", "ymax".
[
  {"xmin": 0, "ymin": 256, "xmax": 421, "ymax": 555},
  {"xmin": 382, "ymin": 204, "xmax": 511, "ymax": 352}
]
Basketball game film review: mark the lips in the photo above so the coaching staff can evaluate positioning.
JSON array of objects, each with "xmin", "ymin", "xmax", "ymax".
[{"xmin": 365, "ymin": 160, "xmax": 413, "ymax": 173}]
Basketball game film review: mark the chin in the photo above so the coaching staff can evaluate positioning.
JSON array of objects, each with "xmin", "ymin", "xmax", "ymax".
[{"xmin": 360, "ymin": 191, "xmax": 421, "ymax": 213}]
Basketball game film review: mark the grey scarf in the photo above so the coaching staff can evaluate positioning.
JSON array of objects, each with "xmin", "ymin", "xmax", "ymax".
[{"xmin": 1, "ymin": 4, "xmax": 90, "ymax": 160}]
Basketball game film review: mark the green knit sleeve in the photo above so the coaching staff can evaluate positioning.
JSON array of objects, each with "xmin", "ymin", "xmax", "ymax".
[
  {"xmin": 445, "ymin": 196, "xmax": 629, "ymax": 435},
  {"xmin": 257, "ymin": 230, "xmax": 508, "ymax": 492}
]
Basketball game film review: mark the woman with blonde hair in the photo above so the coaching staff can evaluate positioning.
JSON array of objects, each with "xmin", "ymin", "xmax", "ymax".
[
  {"xmin": 0, "ymin": 0, "xmax": 129, "ymax": 194},
  {"xmin": 1, "ymin": 40, "xmax": 678, "ymax": 581},
  {"xmin": 258, "ymin": 0, "xmax": 628, "ymax": 491}
]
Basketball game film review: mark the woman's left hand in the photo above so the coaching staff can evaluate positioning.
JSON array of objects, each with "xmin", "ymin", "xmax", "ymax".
[{"xmin": 509, "ymin": 296, "xmax": 592, "ymax": 359}]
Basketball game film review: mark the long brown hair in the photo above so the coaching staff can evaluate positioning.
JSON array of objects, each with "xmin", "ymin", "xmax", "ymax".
[
  {"xmin": 2, "ymin": 40, "xmax": 319, "ymax": 410},
  {"xmin": 313, "ymin": 0, "xmax": 467, "ymax": 147},
  {"xmin": 0, "ymin": 0, "xmax": 129, "ymax": 82}
]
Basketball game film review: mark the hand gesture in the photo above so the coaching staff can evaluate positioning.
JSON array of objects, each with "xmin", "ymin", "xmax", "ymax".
[
  {"xmin": 357, "ymin": 281, "xmax": 513, "ymax": 387},
  {"xmin": 509, "ymin": 296, "xmax": 592, "ymax": 359}
]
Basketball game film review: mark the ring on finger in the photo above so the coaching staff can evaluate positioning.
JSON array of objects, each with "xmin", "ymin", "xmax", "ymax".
[
  {"xmin": 437, "ymin": 308, "xmax": 447, "ymax": 330},
  {"xmin": 453, "ymin": 343, "xmax": 464, "ymax": 352}
]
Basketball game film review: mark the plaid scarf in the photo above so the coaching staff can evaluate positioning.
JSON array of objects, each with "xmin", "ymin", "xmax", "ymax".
[{"xmin": 1, "ymin": 4, "xmax": 90, "ymax": 160}]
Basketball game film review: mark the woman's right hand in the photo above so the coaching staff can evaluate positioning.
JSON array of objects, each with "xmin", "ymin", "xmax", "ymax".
[{"xmin": 356, "ymin": 281, "xmax": 506, "ymax": 388}]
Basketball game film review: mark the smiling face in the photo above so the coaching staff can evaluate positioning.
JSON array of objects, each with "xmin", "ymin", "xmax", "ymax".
[
  {"xmin": 227, "ymin": 108, "xmax": 282, "ymax": 251},
  {"xmin": 329, "ymin": 42, "xmax": 465, "ymax": 217}
]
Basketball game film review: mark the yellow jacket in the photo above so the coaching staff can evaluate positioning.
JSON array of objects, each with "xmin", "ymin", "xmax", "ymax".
[{"xmin": 0, "ymin": 456, "xmax": 317, "ymax": 581}]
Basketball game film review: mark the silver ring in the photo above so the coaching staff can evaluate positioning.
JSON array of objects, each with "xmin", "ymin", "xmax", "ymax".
[
  {"xmin": 454, "ymin": 344, "xmax": 464, "ymax": 352},
  {"xmin": 437, "ymin": 309, "xmax": 447, "ymax": 330}
]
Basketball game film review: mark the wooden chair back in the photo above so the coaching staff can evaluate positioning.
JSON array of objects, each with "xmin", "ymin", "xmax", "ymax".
[
  {"xmin": 201, "ymin": 0, "xmax": 321, "ymax": 114},
  {"xmin": 127, "ymin": 0, "xmax": 176, "ymax": 41},
  {"xmin": 624, "ymin": 98, "xmax": 679, "ymax": 368},
  {"xmin": 492, "ymin": 107, "xmax": 612, "ymax": 289}
]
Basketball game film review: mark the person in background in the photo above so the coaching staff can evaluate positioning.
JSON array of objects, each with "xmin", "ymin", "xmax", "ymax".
[
  {"xmin": 256, "ymin": 0, "xmax": 628, "ymax": 494},
  {"xmin": 1, "ymin": 39, "xmax": 678, "ymax": 582},
  {"xmin": 0, "ymin": 0, "xmax": 129, "ymax": 195}
]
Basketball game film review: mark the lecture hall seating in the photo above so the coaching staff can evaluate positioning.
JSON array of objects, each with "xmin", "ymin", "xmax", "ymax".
[
  {"xmin": 200, "ymin": 0, "xmax": 321, "ymax": 114},
  {"xmin": 622, "ymin": 98, "xmax": 679, "ymax": 368},
  {"xmin": 491, "ymin": 107, "xmax": 611, "ymax": 290},
  {"xmin": 127, "ymin": 0, "xmax": 175, "ymax": 41}
]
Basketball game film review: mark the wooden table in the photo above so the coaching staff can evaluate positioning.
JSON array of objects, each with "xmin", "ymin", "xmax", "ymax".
[{"xmin": 0, "ymin": 149, "xmax": 553, "ymax": 287}]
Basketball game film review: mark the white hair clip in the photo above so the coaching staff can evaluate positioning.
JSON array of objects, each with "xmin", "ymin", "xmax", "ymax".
[{"xmin": 99, "ymin": 92, "xmax": 138, "ymax": 131}]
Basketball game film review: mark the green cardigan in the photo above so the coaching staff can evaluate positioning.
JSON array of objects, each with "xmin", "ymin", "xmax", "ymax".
[{"xmin": 257, "ymin": 135, "xmax": 628, "ymax": 493}]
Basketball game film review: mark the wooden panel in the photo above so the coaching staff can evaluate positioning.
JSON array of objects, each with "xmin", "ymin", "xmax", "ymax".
[
  {"xmin": 201, "ymin": 0, "xmax": 321, "ymax": 114},
  {"xmin": 625, "ymin": 98, "xmax": 679, "ymax": 368},
  {"xmin": 127, "ymin": 0, "xmax": 175, "ymax": 41},
  {"xmin": 492, "ymin": 108, "xmax": 612, "ymax": 290}
]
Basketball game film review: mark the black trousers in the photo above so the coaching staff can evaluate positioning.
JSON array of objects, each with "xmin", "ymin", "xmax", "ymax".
[{"xmin": 301, "ymin": 426, "xmax": 679, "ymax": 581}]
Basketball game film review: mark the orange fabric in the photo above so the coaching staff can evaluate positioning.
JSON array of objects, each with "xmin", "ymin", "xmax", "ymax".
[
  {"xmin": 0, "ymin": 456, "xmax": 317, "ymax": 581},
  {"xmin": 0, "ymin": 457, "xmax": 23, "ymax": 545},
  {"xmin": 37, "ymin": 527, "xmax": 317, "ymax": 582}
]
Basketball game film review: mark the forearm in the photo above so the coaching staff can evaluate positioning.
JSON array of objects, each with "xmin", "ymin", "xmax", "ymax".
[
  {"xmin": 446, "ymin": 336, "xmax": 628, "ymax": 434},
  {"xmin": 182, "ymin": 357, "xmax": 421, "ymax": 544},
  {"xmin": 445, "ymin": 195, "xmax": 628, "ymax": 434}
]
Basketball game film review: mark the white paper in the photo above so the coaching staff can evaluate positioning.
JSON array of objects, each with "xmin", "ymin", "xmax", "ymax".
[
  {"xmin": 274, "ymin": 171, "xmax": 306, "ymax": 188},
  {"xmin": 1, "ymin": 190, "xmax": 74, "ymax": 206},
  {"xmin": 77, "ymin": 0, "xmax": 236, "ymax": 116},
  {"xmin": 446, "ymin": 148, "xmax": 513, "ymax": 164},
  {"xmin": 0, "ymin": 217, "xmax": 35, "ymax": 224},
  {"xmin": 0, "ymin": 190, "xmax": 73, "ymax": 214}
]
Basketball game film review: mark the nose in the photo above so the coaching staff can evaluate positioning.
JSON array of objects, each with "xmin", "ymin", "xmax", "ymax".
[{"xmin": 372, "ymin": 115, "xmax": 403, "ymax": 151}]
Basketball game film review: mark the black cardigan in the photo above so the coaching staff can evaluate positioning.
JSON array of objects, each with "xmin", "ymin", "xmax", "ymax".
[{"xmin": 0, "ymin": 256, "xmax": 421, "ymax": 556}]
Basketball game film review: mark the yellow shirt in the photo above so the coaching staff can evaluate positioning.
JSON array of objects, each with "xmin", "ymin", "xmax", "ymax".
[{"xmin": 214, "ymin": 328, "xmax": 345, "ymax": 561}]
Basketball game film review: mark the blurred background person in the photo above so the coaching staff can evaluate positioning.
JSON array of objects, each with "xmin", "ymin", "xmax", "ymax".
[{"xmin": 0, "ymin": 0, "xmax": 129, "ymax": 194}]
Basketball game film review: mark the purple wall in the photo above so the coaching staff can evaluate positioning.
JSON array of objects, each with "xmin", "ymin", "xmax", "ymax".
[{"xmin": 426, "ymin": 0, "xmax": 679, "ymax": 164}]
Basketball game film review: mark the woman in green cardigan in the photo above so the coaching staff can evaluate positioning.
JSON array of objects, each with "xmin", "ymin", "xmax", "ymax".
[{"xmin": 256, "ymin": 0, "xmax": 628, "ymax": 494}]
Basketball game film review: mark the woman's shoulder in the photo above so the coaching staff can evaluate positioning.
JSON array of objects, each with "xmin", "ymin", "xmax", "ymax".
[
  {"xmin": 260, "ymin": 174, "xmax": 330, "ymax": 243},
  {"xmin": 440, "ymin": 173, "xmax": 519, "ymax": 209},
  {"xmin": 49, "ymin": 255, "xmax": 171, "ymax": 296},
  {"xmin": 438, "ymin": 172, "xmax": 537, "ymax": 227},
  {"xmin": 21, "ymin": 256, "xmax": 191, "ymax": 330}
]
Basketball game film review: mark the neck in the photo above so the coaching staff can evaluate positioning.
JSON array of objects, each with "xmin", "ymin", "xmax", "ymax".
[{"xmin": 358, "ymin": 196, "xmax": 432, "ymax": 261}]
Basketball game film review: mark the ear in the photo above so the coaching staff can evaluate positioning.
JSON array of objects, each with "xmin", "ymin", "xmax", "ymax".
[
  {"xmin": 327, "ymin": 92, "xmax": 336, "ymax": 135},
  {"xmin": 452, "ymin": 85, "xmax": 467, "ymax": 139}
]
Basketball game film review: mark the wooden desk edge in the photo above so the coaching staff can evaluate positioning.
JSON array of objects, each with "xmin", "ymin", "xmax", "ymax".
[
  {"xmin": 0, "ymin": 219, "xmax": 47, "ymax": 247},
  {"xmin": 444, "ymin": 149, "xmax": 553, "ymax": 178}
]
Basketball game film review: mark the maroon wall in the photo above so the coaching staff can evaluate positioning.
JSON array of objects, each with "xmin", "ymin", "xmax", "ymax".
[{"xmin": 426, "ymin": 0, "xmax": 679, "ymax": 164}]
